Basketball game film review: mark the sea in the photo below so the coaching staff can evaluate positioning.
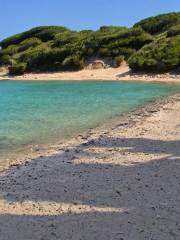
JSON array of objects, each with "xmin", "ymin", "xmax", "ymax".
[{"xmin": 0, "ymin": 80, "xmax": 180, "ymax": 167}]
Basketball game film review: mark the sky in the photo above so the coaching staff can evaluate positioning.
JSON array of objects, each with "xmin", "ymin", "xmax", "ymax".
[{"xmin": 0, "ymin": 0, "xmax": 180, "ymax": 40}]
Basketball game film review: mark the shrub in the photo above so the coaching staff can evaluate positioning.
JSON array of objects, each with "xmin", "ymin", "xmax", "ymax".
[
  {"xmin": 128, "ymin": 36, "xmax": 180, "ymax": 72},
  {"xmin": 54, "ymin": 32, "xmax": 78, "ymax": 47},
  {"xmin": 167, "ymin": 24, "xmax": 180, "ymax": 37},
  {"xmin": 1, "ymin": 12, "xmax": 180, "ymax": 74},
  {"xmin": 9, "ymin": 62, "xmax": 27, "ymax": 75},
  {"xmin": 0, "ymin": 54, "xmax": 11, "ymax": 65},
  {"xmin": 35, "ymin": 29, "xmax": 60, "ymax": 41},
  {"xmin": 62, "ymin": 56, "xmax": 84, "ymax": 70},
  {"xmin": 0, "ymin": 26, "xmax": 70, "ymax": 48},
  {"xmin": 111, "ymin": 49, "xmax": 119, "ymax": 56},
  {"xmin": 98, "ymin": 48, "xmax": 111, "ymax": 57},
  {"xmin": 20, "ymin": 46, "xmax": 71, "ymax": 71},
  {"xmin": 84, "ymin": 48, "xmax": 95, "ymax": 56},
  {"xmin": 114, "ymin": 55, "xmax": 124, "ymax": 67},
  {"xmin": 134, "ymin": 12, "xmax": 180, "ymax": 34},
  {"xmin": 118, "ymin": 48, "xmax": 136, "ymax": 59},
  {"xmin": 113, "ymin": 27, "xmax": 153, "ymax": 50},
  {"xmin": 18, "ymin": 38, "xmax": 42, "ymax": 52},
  {"xmin": 0, "ymin": 33, "xmax": 24, "ymax": 49},
  {"xmin": 2, "ymin": 44, "xmax": 18, "ymax": 55}
]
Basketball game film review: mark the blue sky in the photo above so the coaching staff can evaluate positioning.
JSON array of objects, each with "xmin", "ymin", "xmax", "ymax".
[{"xmin": 0, "ymin": 0, "xmax": 180, "ymax": 40}]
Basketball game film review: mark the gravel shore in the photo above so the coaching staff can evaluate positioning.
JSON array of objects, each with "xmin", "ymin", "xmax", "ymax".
[{"xmin": 0, "ymin": 94, "xmax": 180, "ymax": 240}]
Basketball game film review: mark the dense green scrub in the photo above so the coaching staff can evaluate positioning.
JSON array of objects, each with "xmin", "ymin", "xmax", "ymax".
[
  {"xmin": 128, "ymin": 12, "xmax": 180, "ymax": 72},
  {"xmin": 1, "ymin": 12, "xmax": 180, "ymax": 74},
  {"xmin": 128, "ymin": 35, "xmax": 180, "ymax": 72}
]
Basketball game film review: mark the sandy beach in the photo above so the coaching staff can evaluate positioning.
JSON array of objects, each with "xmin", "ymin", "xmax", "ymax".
[
  {"xmin": 1, "ymin": 65, "xmax": 180, "ymax": 83},
  {"xmin": 0, "ymin": 93, "xmax": 180, "ymax": 239},
  {"xmin": 1, "ymin": 3, "xmax": 180, "ymax": 239}
]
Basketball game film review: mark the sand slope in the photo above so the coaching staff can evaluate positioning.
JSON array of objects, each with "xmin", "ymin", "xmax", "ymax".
[{"xmin": 0, "ymin": 95, "xmax": 180, "ymax": 239}]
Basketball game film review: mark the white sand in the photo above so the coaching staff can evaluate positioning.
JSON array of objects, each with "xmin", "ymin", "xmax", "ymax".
[
  {"xmin": 0, "ymin": 94, "xmax": 180, "ymax": 239},
  {"xmin": 1, "ymin": 65, "xmax": 180, "ymax": 82}
]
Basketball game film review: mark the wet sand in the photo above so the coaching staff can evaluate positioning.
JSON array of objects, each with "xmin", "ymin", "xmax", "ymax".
[{"xmin": 0, "ymin": 94, "xmax": 180, "ymax": 239}]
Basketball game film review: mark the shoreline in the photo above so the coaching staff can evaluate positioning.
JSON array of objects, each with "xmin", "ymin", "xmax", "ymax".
[
  {"xmin": 1, "ymin": 92, "xmax": 179, "ymax": 171},
  {"xmin": 1, "ymin": 66, "xmax": 180, "ymax": 83},
  {"xmin": 0, "ymin": 93, "xmax": 180, "ymax": 239}
]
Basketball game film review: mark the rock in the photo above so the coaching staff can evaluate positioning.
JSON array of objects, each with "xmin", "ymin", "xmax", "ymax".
[{"xmin": 88, "ymin": 60, "xmax": 106, "ymax": 69}]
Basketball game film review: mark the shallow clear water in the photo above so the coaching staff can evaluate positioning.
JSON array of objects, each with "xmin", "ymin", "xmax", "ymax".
[{"xmin": 0, "ymin": 80, "xmax": 180, "ymax": 161}]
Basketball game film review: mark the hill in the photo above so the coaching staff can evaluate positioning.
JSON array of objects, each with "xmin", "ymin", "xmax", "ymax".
[{"xmin": 0, "ymin": 12, "xmax": 180, "ymax": 75}]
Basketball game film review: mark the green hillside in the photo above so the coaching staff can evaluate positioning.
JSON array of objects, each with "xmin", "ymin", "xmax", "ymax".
[
  {"xmin": 129, "ymin": 12, "xmax": 180, "ymax": 72},
  {"xmin": 0, "ymin": 12, "xmax": 180, "ymax": 75}
]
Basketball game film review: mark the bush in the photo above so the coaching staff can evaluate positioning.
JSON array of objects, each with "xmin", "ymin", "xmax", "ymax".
[
  {"xmin": 84, "ymin": 48, "xmax": 95, "ymax": 56},
  {"xmin": 2, "ymin": 44, "xmax": 18, "ymax": 55},
  {"xmin": 62, "ymin": 56, "xmax": 84, "ymax": 70},
  {"xmin": 18, "ymin": 37, "xmax": 42, "ymax": 52},
  {"xmin": 113, "ymin": 27, "xmax": 153, "ymax": 50},
  {"xmin": 167, "ymin": 24, "xmax": 180, "ymax": 37},
  {"xmin": 18, "ymin": 44, "xmax": 51, "ymax": 70},
  {"xmin": 0, "ymin": 26, "xmax": 70, "ymax": 48},
  {"xmin": 134, "ymin": 12, "xmax": 180, "ymax": 34},
  {"xmin": 114, "ymin": 55, "xmax": 124, "ymax": 67},
  {"xmin": 0, "ymin": 12, "xmax": 180, "ymax": 74},
  {"xmin": 128, "ymin": 36, "xmax": 180, "ymax": 72},
  {"xmin": 0, "ymin": 54, "xmax": 11, "ymax": 65},
  {"xmin": 111, "ymin": 49, "xmax": 119, "ymax": 56},
  {"xmin": 118, "ymin": 48, "xmax": 136, "ymax": 59},
  {"xmin": 20, "ymin": 46, "xmax": 71, "ymax": 71},
  {"xmin": 54, "ymin": 32, "xmax": 78, "ymax": 47},
  {"xmin": 98, "ymin": 48, "xmax": 111, "ymax": 57},
  {"xmin": 9, "ymin": 62, "xmax": 27, "ymax": 75}
]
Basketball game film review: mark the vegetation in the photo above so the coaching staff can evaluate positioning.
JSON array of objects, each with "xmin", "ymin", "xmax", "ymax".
[
  {"xmin": 0, "ymin": 12, "xmax": 180, "ymax": 74},
  {"xmin": 0, "ymin": 26, "xmax": 69, "ymax": 48},
  {"xmin": 114, "ymin": 55, "xmax": 124, "ymax": 67},
  {"xmin": 9, "ymin": 62, "xmax": 27, "ymax": 75},
  {"xmin": 167, "ymin": 24, "xmax": 180, "ymax": 37},
  {"xmin": 128, "ymin": 36, "xmax": 180, "ymax": 72},
  {"xmin": 128, "ymin": 12, "xmax": 180, "ymax": 72},
  {"xmin": 134, "ymin": 12, "xmax": 180, "ymax": 35}
]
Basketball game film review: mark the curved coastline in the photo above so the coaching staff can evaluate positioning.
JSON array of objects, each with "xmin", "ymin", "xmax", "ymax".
[
  {"xmin": 0, "ymin": 92, "xmax": 180, "ymax": 239},
  {"xmin": 1, "ymin": 92, "xmax": 179, "ymax": 172},
  {"xmin": 1, "ymin": 66, "xmax": 180, "ymax": 83}
]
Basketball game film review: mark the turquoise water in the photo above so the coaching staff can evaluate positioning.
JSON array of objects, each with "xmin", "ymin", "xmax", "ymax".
[{"xmin": 0, "ymin": 80, "xmax": 180, "ymax": 161}]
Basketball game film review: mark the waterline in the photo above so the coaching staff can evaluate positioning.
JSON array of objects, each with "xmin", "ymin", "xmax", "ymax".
[{"xmin": 1, "ymin": 80, "xmax": 180, "ymax": 166}]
